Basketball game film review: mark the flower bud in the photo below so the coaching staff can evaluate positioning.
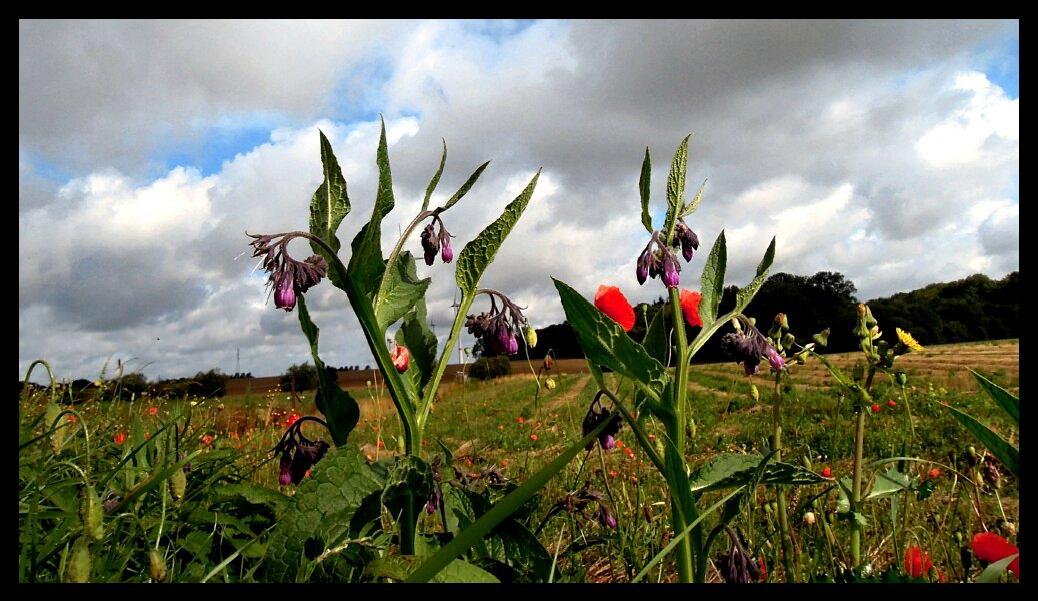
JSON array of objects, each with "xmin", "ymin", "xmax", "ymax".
[
  {"xmin": 420, "ymin": 223, "xmax": 439, "ymax": 266},
  {"xmin": 441, "ymin": 237, "xmax": 453, "ymax": 263},
  {"xmin": 525, "ymin": 326, "xmax": 538, "ymax": 349},
  {"xmin": 774, "ymin": 313, "xmax": 789, "ymax": 330},
  {"xmin": 765, "ymin": 346, "xmax": 784, "ymax": 371},
  {"xmin": 750, "ymin": 384, "xmax": 760, "ymax": 403},
  {"xmin": 273, "ymin": 275, "xmax": 297, "ymax": 312},
  {"xmin": 391, "ymin": 345, "xmax": 410, "ymax": 373},
  {"xmin": 65, "ymin": 536, "xmax": 92, "ymax": 583},
  {"xmin": 661, "ymin": 252, "xmax": 680, "ymax": 288},
  {"xmin": 636, "ymin": 250, "xmax": 650, "ymax": 285},
  {"xmin": 804, "ymin": 511, "xmax": 816, "ymax": 525},
  {"xmin": 545, "ymin": 378, "xmax": 557, "ymax": 390},
  {"xmin": 149, "ymin": 549, "xmax": 167, "ymax": 582},
  {"xmin": 896, "ymin": 372, "xmax": 908, "ymax": 387}
]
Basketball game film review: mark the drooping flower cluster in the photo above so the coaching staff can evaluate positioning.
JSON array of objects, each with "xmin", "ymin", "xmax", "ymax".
[
  {"xmin": 272, "ymin": 416, "xmax": 330, "ymax": 486},
  {"xmin": 248, "ymin": 232, "xmax": 329, "ymax": 312},
  {"xmin": 720, "ymin": 317, "xmax": 784, "ymax": 376},
  {"xmin": 420, "ymin": 215, "xmax": 454, "ymax": 265},
  {"xmin": 635, "ymin": 220, "xmax": 700, "ymax": 288},
  {"xmin": 715, "ymin": 526, "xmax": 763, "ymax": 583},
  {"xmin": 465, "ymin": 289, "xmax": 528, "ymax": 356},
  {"xmin": 546, "ymin": 485, "xmax": 617, "ymax": 531},
  {"xmin": 582, "ymin": 394, "xmax": 622, "ymax": 451}
]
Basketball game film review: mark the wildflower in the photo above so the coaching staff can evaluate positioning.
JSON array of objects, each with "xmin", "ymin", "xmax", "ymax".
[
  {"xmin": 546, "ymin": 378, "xmax": 557, "ymax": 390},
  {"xmin": 674, "ymin": 220, "xmax": 700, "ymax": 262},
  {"xmin": 716, "ymin": 527, "xmax": 762, "ymax": 583},
  {"xmin": 247, "ymin": 232, "xmax": 329, "ymax": 312},
  {"xmin": 498, "ymin": 424, "xmax": 504, "ymax": 431},
  {"xmin": 887, "ymin": 399, "xmax": 897, "ymax": 408},
  {"xmin": 679, "ymin": 289, "xmax": 703, "ymax": 328},
  {"xmin": 804, "ymin": 511, "xmax": 816, "ymax": 525},
  {"xmin": 719, "ymin": 322, "xmax": 772, "ymax": 376},
  {"xmin": 609, "ymin": 470, "xmax": 619, "ymax": 478},
  {"xmin": 972, "ymin": 532, "xmax": 1019, "ymax": 577},
  {"xmin": 904, "ymin": 546, "xmax": 935, "ymax": 579},
  {"xmin": 391, "ymin": 345, "xmax": 410, "ymax": 373},
  {"xmin": 201, "ymin": 434, "xmax": 214, "ymax": 447},
  {"xmin": 114, "ymin": 432, "xmax": 127, "ymax": 445},
  {"xmin": 465, "ymin": 289, "xmax": 529, "ymax": 356},
  {"xmin": 285, "ymin": 411, "xmax": 301, "ymax": 427},
  {"xmin": 517, "ymin": 416, "xmax": 526, "ymax": 424},
  {"xmin": 764, "ymin": 345, "xmax": 785, "ymax": 371},
  {"xmin": 822, "ymin": 466, "xmax": 832, "ymax": 478},
  {"xmin": 598, "ymin": 505, "xmax": 617, "ymax": 530},
  {"xmin": 530, "ymin": 434, "xmax": 538, "ymax": 442},
  {"xmin": 896, "ymin": 328, "xmax": 925, "ymax": 352},
  {"xmin": 543, "ymin": 355, "xmax": 555, "ymax": 370},
  {"xmin": 500, "ymin": 459, "xmax": 509, "ymax": 468},
  {"xmin": 928, "ymin": 467, "xmax": 941, "ymax": 480},
  {"xmin": 525, "ymin": 326, "xmax": 538, "ymax": 349},
  {"xmin": 871, "ymin": 404, "xmax": 881, "ymax": 413},
  {"xmin": 272, "ymin": 416, "xmax": 331, "ymax": 486},
  {"xmin": 594, "ymin": 285, "xmax": 635, "ymax": 332},
  {"xmin": 582, "ymin": 395, "xmax": 622, "ymax": 451},
  {"xmin": 67, "ymin": 414, "xmax": 77, "ymax": 423},
  {"xmin": 636, "ymin": 223, "xmax": 698, "ymax": 288}
]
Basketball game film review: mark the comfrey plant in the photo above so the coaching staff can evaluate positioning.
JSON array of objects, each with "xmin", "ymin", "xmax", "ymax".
[
  {"xmin": 553, "ymin": 136, "xmax": 825, "ymax": 583},
  {"xmin": 246, "ymin": 120, "xmax": 539, "ymax": 561}
]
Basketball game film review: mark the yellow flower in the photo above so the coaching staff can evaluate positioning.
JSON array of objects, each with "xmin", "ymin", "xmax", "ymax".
[
  {"xmin": 896, "ymin": 327, "xmax": 924, "ymax": 352},
  {"xmin": 545, "ymin": 378, "xmax": 557, "ymax": 390}
]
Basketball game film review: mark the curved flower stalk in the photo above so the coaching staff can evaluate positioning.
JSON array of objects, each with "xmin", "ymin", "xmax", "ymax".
[{"xmin": 246, "ymin": 120, "xmax": 538, "ymax": 556}]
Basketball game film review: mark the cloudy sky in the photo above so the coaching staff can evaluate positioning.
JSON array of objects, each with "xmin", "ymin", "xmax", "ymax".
[{"xmin": 19, "ymin": 19, "xmax": 1019, "ymax": 383}]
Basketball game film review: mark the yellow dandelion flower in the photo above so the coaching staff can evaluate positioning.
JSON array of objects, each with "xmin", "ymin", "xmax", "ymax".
[{"xmin": 896, "ymin": 327, "xmax": 924, "ymax": 352}]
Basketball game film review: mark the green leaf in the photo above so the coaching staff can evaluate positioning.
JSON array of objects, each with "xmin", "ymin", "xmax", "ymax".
[
  {"xmin": 262, "ymin": 445, "xmax": 387, "ymax": 582},
  {"xmin": 941, "ymin": 401, "xmax": 1019, "ymax": 477},
  {"xmin": 297, "ymin": 295, "xmax": 360, "ymax": 446},
  {"xmin": 347, "ymin": 117, "xmax": 397, "ymax": 300},
  {"xmin": 212, "ymin": 482, "xmax": 291, "ymax": 514},
  {"xmin": 682, "ymin": 179, "xmax": 707, "ymax": 215},
  {"xmin": 865, "ymin": 467, "xmax": 912, "ymax": 501},
  {"xmin": 442, "ymin": 161, "xmax": 491, "ymax": 211},
  {"xmin": 970, "ymin": 369, "xmax": 1019, "ymax": 424},
  {"xmin": 455, "ymin": 170, "xmax": 540, "ymax": 295},
  {"xmin": 406, "ymin": 416, "xmax": 614, "ymax": 582},
  {"xmin": 688, "ymin": 453, "xmax": 828, "ymax": 493},
  {"xmin": 662, "ymin": 134, "xmax": 690, "ymax": 241},
  {"xmin": 374, "ymin": 251, "xmax": 431, "ymax": 331},
  {"xmin": 381, "ymin": 455, "xmax": 433, "ymax": 527},
  {"xmin": 395, "ymin": 296, "xmax": 439, "ymax": 391},
  {"xmin": 836, "ymin": 477, "xmax": 853, "ymax": 514},
  {"xmin": 309, "ymin": 130, "xmax": 351, "ymax": 259},
  {"xmin": 734, "ymin": 236, "xmax": 776, "ymax": 313},
  {"xmin": 698, "ymin": 230, "xmax": 727, "ymax": 325},
  {"xmin": 976, "ymin": 553, "xmax": 1018, "ymax": 583},
  {"xmin": 642, "ymin": 306, "xmax": 669, "ymax": 366},
  {"xmin": 422, "ymin": 139, "xmax": 447, "ymax": 212},
  {"xmin": 553, "ymin": 278, "xmax": 669, "ymax": 404},
  {"xmin": 367, "ymin": 556, "xmax": 499, "ymax": 583},
  {"xmin": 639, "ymin": 147, "xmax": 652, "ymax": 233}
]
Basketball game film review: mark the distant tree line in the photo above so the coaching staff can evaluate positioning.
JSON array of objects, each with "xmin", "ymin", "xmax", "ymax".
[{"xmin": 509, "ymin": 271, "xmax": 1018, "ymax": 364}]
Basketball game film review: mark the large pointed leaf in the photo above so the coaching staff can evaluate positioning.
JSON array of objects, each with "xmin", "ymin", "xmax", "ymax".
[
  {"xmin": 262, "ymin": 445, "xmax": 387, "ymax": 582},
  {"xmin": 374, "ymin": 251, "xmax": 431, "ymax": 331},
  {"xmin": 865, "ymin": 467, "xmax": 912, "ymax": 501},
  {"xmin": 309, "ymin": 131, "xmax": 351, "ymax": 255},
  {"xmin": 553, "ymin": 278, "xmax": 669, "ymax": 404},
  {"xmin": 976, "ymin": 553, "xmax": 1018, "ymax": 583},
  {"xmin": 941, "ymin": 402, "xmax": 1019, "ymax": 477},
  {"xmin": 347, "ymin": 118, "xmax": 396, "ymax": 300},
  {"xmin": 442, "ymin": 161, "xmax": 491, "ymax": 211},
  {"xmin": 734, "ymin": 236, "xmax": 776, "ymax": 313},
  {"xmin": 970, "ymin": 369, "xmax": 1019, "ymax": 424},
  {"xmin": 367, "ymin": 556, "xmax": 500, "ymax": 583},
  {"xmin": 455, "ymin": 170, "xmax": 540, "ymax": 295},
  {"xmin": 642, "ymin": 305, "xmax": 669, "ymax": 366},
  {"xmin": 395, "ymin": 297, "xmax": 439, "ymax": 391},
  {"xmin": 298, "ymin": 295, "xmax": 360, "ymax": 446},
  {"xmin": 698, "ymin": 230, "xmax": 727, "ymax": 325},
  {"xmin": 639, "ymin": 147, "xmax": 653, "ymax": 233},
  {"xmin": 688, "ymin": 452, "xmax": 828, "ymax": 493},
  {"xmin": 421, "ymin": 139, "xmax": 447, "ymax": 212},
  {"xmin": 662, "ymin": 134, "xmax": 690, "ymax": 241}
]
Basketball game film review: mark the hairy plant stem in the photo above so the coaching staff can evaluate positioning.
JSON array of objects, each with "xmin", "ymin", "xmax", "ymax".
[
  {"xmin": 773, "ymin": 371, "xmax": 797, "ymax": 582},
  {"xmin": 850, "ymin": 366, "xmax": 876, "ymax": 567},
  {"xmin": 667, "ymin": 287, "xmax": 696, "ymax": 583}
]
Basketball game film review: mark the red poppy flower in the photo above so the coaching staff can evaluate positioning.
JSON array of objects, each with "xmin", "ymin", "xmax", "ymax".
[
  {"xmin": 67, "ymin": 414, "xmax": 77, "ymax": 423},
  {"xmin": 887, "ymin": 400, "xmax": 897, "ymax": 408},
  {"xmin": 679, "ymin": 289, "xmax": 703, "ymax": 328},
  {"xmin": 822, "ymin": 466, "xmax": 832, "ymax": 478},
  {"xmin": 759, "ymin": 556, "xmax": 767, "ymax": 580},
  {"xmin": 114, "ymin": 432, "xmax": 127, "ymax": 446},
  {"xmin": 928, "ymin": 467, "xmax": 941, "ymax": 480},
  {"xmin": 904, "ymin": 546, "xmax": 934, "ymax": 579},
  {"xmin": 391, "ymin": 345, "xmax": 410, "ymax": 373},
  {"xmin": 148, "ymin": 406, "xmax": 158, "ymax": 417},
  {"xmin": 517, "ymin": 416, "xmax": 525, "ymax": 424},
  {"xmin": 201, "ymin": 434, "xmax": 214, "ymax": 447},
  {"xmin": 972, "ymin": 532, "xmax": 1019, "ymax": 577},
  {"xmin": 594, "ymin": 285, "xmax": 635, "ymax": 332},
  {"xmin": 530, "ymin": 434, "xmax": 538, "ymax": 442},
  {"xmin": 285, "ymin": 411, "xmax": 300, "ymax": 427},
  {"xmin": 871, "ymin": 404, "xmax": 881, "ymax": 413}
]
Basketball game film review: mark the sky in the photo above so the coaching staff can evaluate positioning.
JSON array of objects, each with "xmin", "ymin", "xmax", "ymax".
[{"xmin": 19, "ymin": 19, "xmax": 1019, "ymax": 383}]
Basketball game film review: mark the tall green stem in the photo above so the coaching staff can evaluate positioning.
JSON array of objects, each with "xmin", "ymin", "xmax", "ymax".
[
  {"xmin": 667, "ymin": 287, "xmax": 695, "ymax": 583},
  {"xmin": 773, "ymin": 372, "xmax": 797, "ymax": 582},
  {"xmin": 850, "ymin": 366, "xmax": 876, "ymax": 567}
]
